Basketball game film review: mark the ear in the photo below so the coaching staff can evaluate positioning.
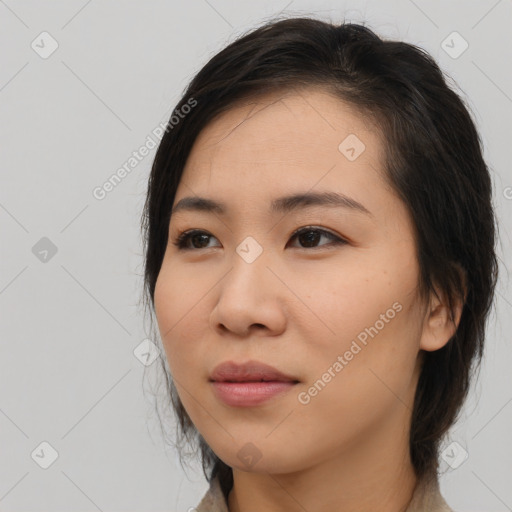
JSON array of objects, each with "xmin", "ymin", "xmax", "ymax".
[{"xmin": 419, "ymin": 278, "xmax": 466, "ymax": 352}]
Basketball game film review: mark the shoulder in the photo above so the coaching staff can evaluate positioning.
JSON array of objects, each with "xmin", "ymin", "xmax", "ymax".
[{"xmin": 194, "ymin": 475, "xmax": 229, "ymax": 512}]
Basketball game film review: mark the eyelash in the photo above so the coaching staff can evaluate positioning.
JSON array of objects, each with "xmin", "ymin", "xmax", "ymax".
[{"xmin": 171, "ymin": 226, "xmax": 348, "ymax": 251}]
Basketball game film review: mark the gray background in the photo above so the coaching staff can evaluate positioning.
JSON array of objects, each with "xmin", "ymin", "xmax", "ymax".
[{"xmin": 1, "ymin": 0, "xmax": 511, "ymax": 511}]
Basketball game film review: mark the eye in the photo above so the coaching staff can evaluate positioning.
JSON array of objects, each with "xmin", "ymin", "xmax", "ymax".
[
  {"xmin": 287, "ymin": 226, "xmax": 347, "ymax": 249},
  {"xmin": 172, "ymin": 229, "xmax": 221, "ymax": 250},
  {"xmin": 172, "ymin": 226, "xmax": 348, "ymax": 251}
]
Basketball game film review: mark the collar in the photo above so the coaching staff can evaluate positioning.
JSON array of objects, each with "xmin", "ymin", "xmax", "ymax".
[{"xmin": 194, "ymin": 473, "xmax": 454, "ymax": 512}]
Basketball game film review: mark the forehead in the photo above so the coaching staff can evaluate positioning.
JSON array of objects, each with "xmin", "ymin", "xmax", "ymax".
[
  {"xmin": 176, "ymin": 88, "xmax": 393, "ymax": 217},
  {"xmin": 191, "ymin": 88, "xmax": 381, "ymax": 161}
]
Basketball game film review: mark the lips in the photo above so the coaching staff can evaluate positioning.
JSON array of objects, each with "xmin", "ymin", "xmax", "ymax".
[{"xmin": 209, "ymin": 360, "xmax": 299, "ymax": 383}]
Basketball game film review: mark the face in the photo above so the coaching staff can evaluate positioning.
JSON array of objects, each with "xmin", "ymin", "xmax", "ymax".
[{"xmin": 154, "ymin": 88, "xmax": 431, "ymax": 474}]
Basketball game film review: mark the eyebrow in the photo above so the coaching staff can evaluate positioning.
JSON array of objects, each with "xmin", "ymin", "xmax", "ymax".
[{"xmin": 171, "ymin": 191, "xmax": 372, "ymax": 217}]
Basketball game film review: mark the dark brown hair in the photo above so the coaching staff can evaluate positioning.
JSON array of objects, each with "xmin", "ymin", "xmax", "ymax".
[{"xmin": 140, "ymin": 16, "xmax": 498, "ymax": 493}]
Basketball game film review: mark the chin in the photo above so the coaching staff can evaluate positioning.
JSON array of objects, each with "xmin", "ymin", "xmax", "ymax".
[{"xmin": 209, "ymin": 437, "xmax": 309, "ymax": 475}]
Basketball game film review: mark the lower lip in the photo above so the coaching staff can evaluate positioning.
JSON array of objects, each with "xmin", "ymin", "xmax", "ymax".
[{"xmin": 211, "ymin": 381, "xmax": 298, "ymax": 407}]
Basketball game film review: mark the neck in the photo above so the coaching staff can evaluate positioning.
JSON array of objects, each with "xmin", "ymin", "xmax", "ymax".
[{"xmin": 227, "ymin": 407, "xmax": 418, "ymax": 512}]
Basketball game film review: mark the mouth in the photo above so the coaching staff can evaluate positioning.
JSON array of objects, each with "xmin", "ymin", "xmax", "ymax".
[
  {"xmin": 209, "ymin": 360, "xmax": 300, "ymax": 407},
  {"xmin": 209, "ymin": 359, "xmax": 300, "ymax": 384},
  {"xmin": 210, "ymin": 380, "xmax": 299, "ymax": 407},
  {"xmin": 213, "ymin": 378, "xmax": 300, "ymax": 383}
]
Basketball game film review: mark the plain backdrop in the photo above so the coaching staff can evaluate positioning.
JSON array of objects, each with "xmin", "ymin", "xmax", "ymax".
[{"xmin": 0, "ymin": 1, "xmax": 511, "ymax": 511}]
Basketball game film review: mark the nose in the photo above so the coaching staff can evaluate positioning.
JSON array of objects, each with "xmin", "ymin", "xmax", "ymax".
[{"xmin": 209, "ymin": 247, "xmax": 287, "ymax": 338}]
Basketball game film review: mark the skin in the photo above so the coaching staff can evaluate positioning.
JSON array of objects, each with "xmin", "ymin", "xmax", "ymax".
[{"xmin": 153, "ymin": 87, "xmax": 462, "ymax": 512}]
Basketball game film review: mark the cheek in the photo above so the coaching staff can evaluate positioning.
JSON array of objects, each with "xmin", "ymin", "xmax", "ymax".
[
  {"xmin": 154, "ymin": 262, "xmax": 220, "ymax": 393},
  {"xmin": 295, "ymin": 259, "xmax": 422, "ymax": 397},
  {"xmin": 154, "ymin": 267, "xmax": 194, "ymax": 373},
  {"xmin": 290, "ymin": 260, "xmax": 409, "ymax": 349},
  {"xmin": 289, "ymin": 308, "xmax": 422, "ymax": 453},
  {"xmin": 153, "ymin": 271, "xmax": 174, "ymax": 347}
]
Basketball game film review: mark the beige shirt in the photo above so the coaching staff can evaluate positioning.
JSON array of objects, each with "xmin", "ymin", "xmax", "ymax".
[{"xmin": 195, "ymin": 474, "xmax": 454, "ymax": 512}]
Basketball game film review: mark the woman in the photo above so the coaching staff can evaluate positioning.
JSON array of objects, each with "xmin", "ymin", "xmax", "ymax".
[{"xmin": 141, "ymin": 17, "xmax": 498, "ymax": 512}]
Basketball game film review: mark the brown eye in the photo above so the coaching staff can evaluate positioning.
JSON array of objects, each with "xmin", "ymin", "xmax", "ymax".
[
  {"xmin": 288, "ymin": 227, "xmax": 347, "ymax": 249},
  {"xmin": 173, "ymin": 230, "xmax": 220, "ymax": 250}
]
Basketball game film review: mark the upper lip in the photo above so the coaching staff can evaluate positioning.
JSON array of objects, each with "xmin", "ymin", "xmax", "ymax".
[{"xmin": 209, "ymin": 360, "xmax": 299, "ymax": 383}]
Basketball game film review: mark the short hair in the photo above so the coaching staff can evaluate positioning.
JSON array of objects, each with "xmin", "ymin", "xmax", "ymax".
[{"xmin": 140, "ymin": 16, "xmax": 498, "ymax": 494}]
